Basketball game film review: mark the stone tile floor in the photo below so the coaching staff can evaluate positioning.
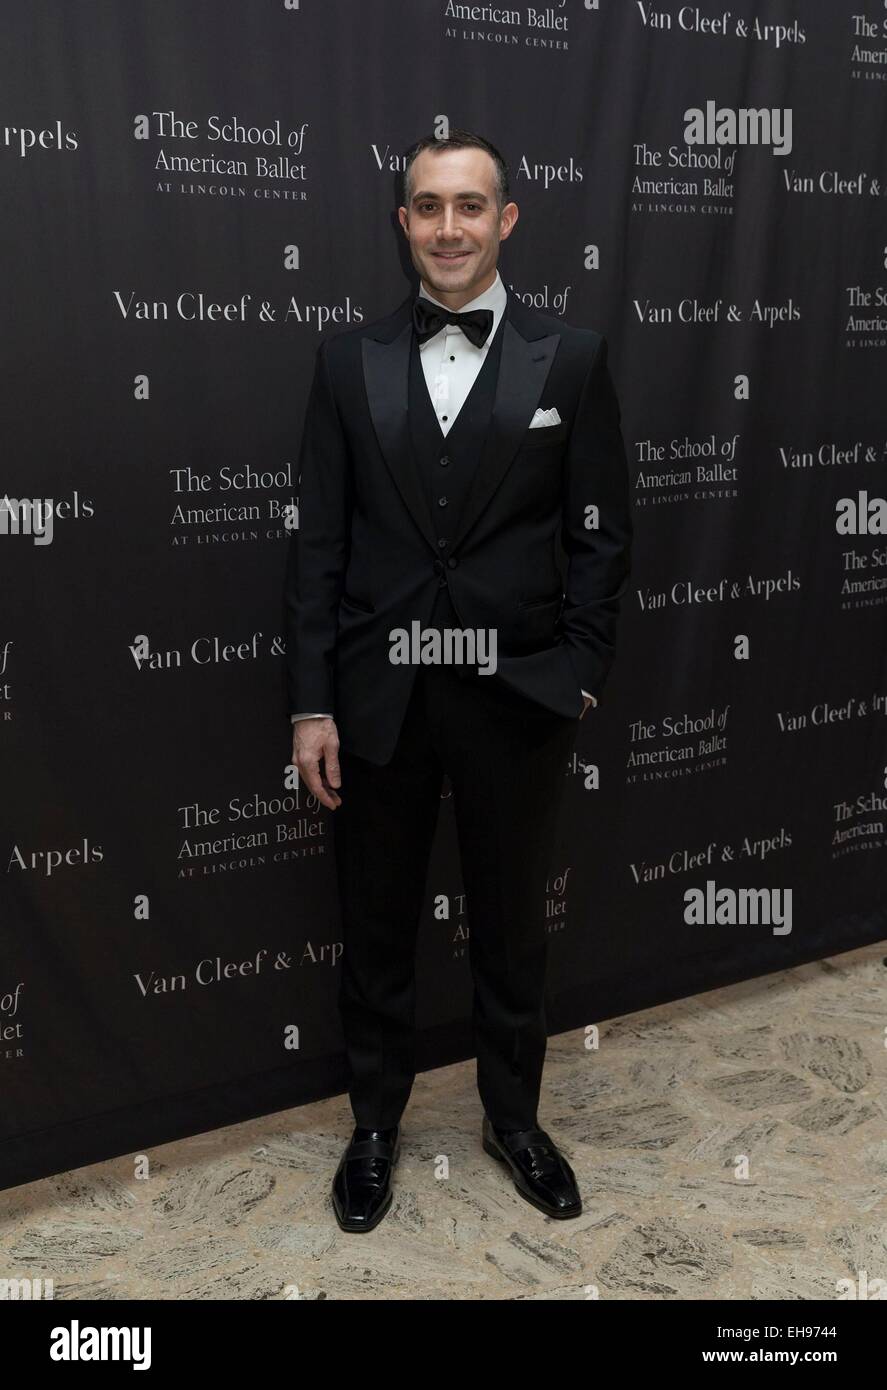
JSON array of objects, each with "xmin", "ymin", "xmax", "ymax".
[{"xmin": 1, "ymin": 942, "xmax": 885, "ymax": 1299}]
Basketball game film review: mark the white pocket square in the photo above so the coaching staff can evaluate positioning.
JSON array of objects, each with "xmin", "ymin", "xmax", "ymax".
[{"xmin": 529, "ymin": 406, "xmax": 562, "ymax": 428}]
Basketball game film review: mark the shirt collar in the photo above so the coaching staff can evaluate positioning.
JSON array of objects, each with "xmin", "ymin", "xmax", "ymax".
[{"xmin": 417, "ymin": 268, "xmax": 507, "ymax": 341}]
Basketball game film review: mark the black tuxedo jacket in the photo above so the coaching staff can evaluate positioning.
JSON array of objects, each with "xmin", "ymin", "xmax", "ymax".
[{"xmin": 283, "ymin": 283, "xmax": 633, "ymax": 766}]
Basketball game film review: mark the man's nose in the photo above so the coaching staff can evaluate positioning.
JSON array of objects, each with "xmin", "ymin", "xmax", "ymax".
[{"xmin": 436, "ymin": 211, "xmax": 462, "ymax": 238}]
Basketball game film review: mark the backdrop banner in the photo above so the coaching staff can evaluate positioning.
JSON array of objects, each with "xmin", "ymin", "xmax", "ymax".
[{"xmin": 3, "ymin": 0, "xmax": 886, "ymax": 1191}]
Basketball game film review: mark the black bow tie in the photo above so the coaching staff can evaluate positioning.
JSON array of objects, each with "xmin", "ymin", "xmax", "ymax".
[{"xmin": 412, "ymin": 296, "xmax": 494, "ymax": 349}]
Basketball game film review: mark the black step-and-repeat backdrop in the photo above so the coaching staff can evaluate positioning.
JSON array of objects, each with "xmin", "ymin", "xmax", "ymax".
[{"xmin": 3, "ymin": 1, "xmax": 886, "ymax": 1192}]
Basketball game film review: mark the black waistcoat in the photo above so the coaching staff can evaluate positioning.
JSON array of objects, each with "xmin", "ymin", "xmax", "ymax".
[{"xmin": 408, "ymin": 312, "xmax": 505, "ymax": 638}]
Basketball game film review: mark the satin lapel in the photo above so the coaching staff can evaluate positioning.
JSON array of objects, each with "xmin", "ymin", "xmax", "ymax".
[
  {"xmin": 450, "ymin": 313, "xmax": 560, "ymax": 551},
  {"xmin": 362, "ymin": 314, "xmax": 440, "ymax": 556}
]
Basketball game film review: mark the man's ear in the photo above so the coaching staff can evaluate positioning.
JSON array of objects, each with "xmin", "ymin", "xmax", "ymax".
[{"xmin": 498, "ymin": 202, "xmax": 519, "ymax": 241}]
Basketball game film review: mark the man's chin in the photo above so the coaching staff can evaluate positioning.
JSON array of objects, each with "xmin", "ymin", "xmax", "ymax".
[{"xmin": 422, "ymin": 256, "xmax": 481, "ymax": 290}]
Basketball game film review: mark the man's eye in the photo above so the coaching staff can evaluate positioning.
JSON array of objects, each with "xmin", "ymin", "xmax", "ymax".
[{"xmin": 417, "ymin": 202, "xmax": 482, "ymax": 213}]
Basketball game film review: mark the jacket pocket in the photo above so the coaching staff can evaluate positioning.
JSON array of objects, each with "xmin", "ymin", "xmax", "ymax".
[
  {"xmin": 341, "ymin": 592, "xmax": 375, "ymax": 614},
  {"xmin": 519, "ymin": 590, "xmax": 564, "ymax": 612},
  {"xmin": 521, "ymin": 421, "xmax": 569, "ymax": 450}
]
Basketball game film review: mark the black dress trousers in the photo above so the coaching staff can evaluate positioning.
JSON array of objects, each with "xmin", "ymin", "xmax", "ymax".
[{"xmin": 332, "ymin": 585, "xmax": 581, "ymax": 1131}]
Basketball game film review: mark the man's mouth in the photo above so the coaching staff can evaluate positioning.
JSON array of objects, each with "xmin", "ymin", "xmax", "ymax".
[{"xmin": 432, "ymin": 250, "xmax": 472, "ymax": 262}]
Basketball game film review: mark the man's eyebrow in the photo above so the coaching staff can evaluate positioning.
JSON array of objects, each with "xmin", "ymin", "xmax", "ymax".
[{"xmin": 411, "ymin": 190, "xmax": 490, "ymax": 203}]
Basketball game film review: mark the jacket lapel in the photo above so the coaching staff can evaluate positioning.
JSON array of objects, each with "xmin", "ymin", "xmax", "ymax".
[{"xmin": 362, "ymin": 285, "xmax": 561, "ymax": 556}]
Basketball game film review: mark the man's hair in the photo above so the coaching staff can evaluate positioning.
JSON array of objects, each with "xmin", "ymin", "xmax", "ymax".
[{"xmin": 402, "ymin": 129, "xmax": 510, "ymax": 216}]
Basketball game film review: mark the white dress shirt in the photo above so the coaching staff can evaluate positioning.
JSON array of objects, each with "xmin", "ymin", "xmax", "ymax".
[{"xmin": 291, "ymin": 268, "xmax": 595, "ymax": 720}]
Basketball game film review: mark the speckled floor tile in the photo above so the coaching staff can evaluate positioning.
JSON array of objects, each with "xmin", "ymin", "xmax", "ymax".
[{"xmin": 1, "ymin": 942, "xmax": 885, "ymax": 1300}]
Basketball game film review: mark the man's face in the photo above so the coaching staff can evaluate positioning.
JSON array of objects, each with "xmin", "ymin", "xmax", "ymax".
[{"xmin": 398, "ymin": 147, "xmax": 518, "ymax": 309}]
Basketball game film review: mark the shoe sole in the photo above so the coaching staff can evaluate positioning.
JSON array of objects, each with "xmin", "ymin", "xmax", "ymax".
[
  {"xmin": 331, "ymin": 1140, "xmax": 401, "ymax": 1233},
  {"xmin": 482, "ymin": 1133, "xmax": 582, "ymax": 1220}
]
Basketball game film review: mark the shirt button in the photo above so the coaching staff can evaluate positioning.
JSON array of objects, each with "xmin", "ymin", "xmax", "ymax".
[
  {"xmin": 439, "ymin": 456, "xmax": 449, "ymax": 466},
  {"xmin": 438, "ymin": 496, "xmax": 448, "ymax": 507},
  {"xmin": 438, "ymin": 538, "xmax": 448, "ymax": 548},
  {"xmin": 447, "ymin": 557, "xmax": 458, "ymax": 569}
]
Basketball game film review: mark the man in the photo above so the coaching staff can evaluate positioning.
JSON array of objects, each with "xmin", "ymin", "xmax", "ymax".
[{"xmin": 283, "ymin": 129, "xmax": 632, "ymax": 1232}]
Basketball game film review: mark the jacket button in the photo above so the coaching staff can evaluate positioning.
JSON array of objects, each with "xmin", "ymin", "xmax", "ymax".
[
  {"xmin": 447, "ymin": 557, "xmax": 458, "ymax": 569},
  {"xmin": 439, "ymin": 455, "xmax": 450, "ymax": 466},
  {"xmin": 438, "ymin": 496, "xmax": 448, "ymax": 507}
]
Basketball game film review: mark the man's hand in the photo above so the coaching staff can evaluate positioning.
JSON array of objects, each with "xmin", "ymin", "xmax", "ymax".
[{"xmin": 292, "ymin": 716, "xmax": 342, "ymax": 810}]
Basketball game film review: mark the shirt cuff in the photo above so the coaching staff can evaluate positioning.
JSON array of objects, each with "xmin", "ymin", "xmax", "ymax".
[{"xmin": 291, "ymin": 713, "xmax": 333, "ymax": 722}]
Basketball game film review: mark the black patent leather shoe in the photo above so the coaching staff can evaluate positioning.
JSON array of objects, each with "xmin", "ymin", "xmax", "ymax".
[
  {"xmin": 331, "ymin": 1125, "xmax": 400, "ymax": 1233},
  {"xmin": 482, "ymin": 1114, "xmax": 582, "ymax": 1218}
]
